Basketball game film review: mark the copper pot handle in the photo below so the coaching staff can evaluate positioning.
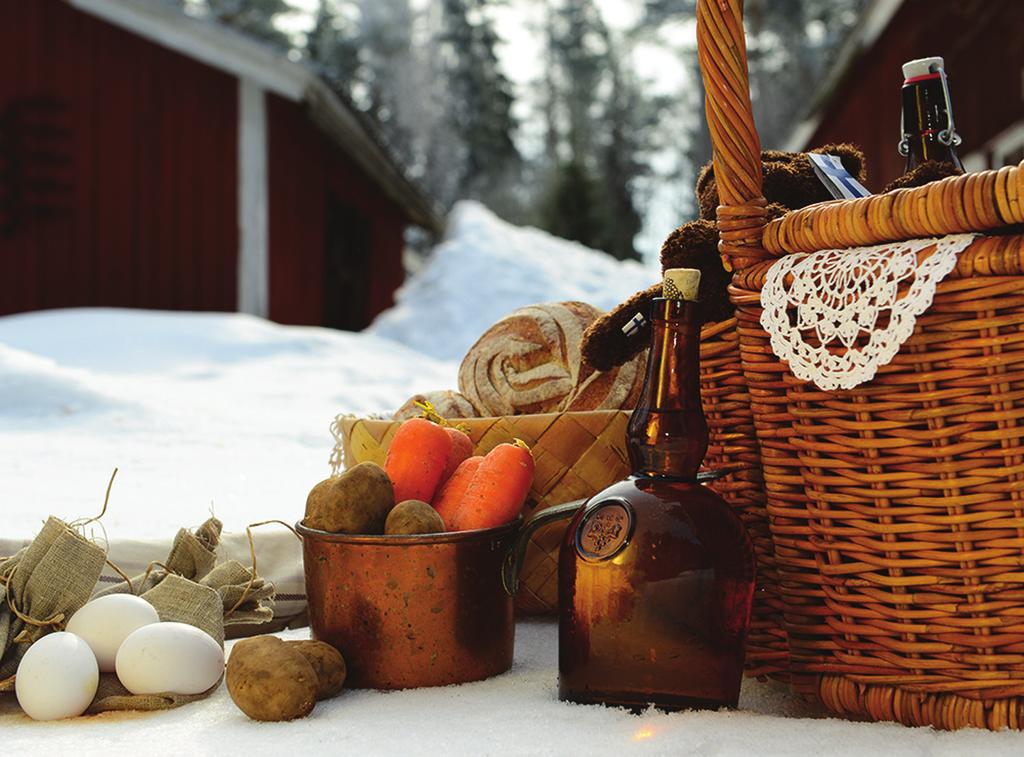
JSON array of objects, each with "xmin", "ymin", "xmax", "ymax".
[
  {"xmin": 501, "ymin": 500, "xmax": 586, "ymax": 596},
  {"xmin": 500, "ymin": 468, "xmax": 741, "ymax": 596}
]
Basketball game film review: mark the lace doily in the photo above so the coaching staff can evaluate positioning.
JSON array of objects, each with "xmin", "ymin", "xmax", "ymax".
[{"xmin": 760, "ymin": 233, "xmax": 977, "ymax": 391}]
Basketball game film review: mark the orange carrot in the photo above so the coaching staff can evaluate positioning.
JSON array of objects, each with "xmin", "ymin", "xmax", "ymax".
[
  {"xmin": 384, "ymin": 418, "xmax": 453, "ymax": 504},
  {"xmin": 440, "ymin": 427, "xmax": 473, "ymax": 484},
  {"xmin": 449, "ymin": 441, "xmax": 535, "ymax": 532},
  {"xmin": 433, "ymin": 456, "xmax": 484, "ymax": 529}
]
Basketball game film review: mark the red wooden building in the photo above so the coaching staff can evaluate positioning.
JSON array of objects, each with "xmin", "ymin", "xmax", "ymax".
[
  {"xmin": 0, "ymin": 0, "xmax": 442, "ymax": 330},
  {"xmin": 786, "ymin": 0, "xmax": 1024, "ymax": 191}
]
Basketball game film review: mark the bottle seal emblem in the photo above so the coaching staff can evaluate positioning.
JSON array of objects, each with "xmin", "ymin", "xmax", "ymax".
[{"xmin": 576, "ymin": 499, "xmax": 634, "ymax": 561}]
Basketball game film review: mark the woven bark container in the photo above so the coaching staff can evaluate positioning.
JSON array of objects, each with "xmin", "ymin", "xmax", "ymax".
[{"xmin": 697, "ymin": 0, "xmax": 1024, "ymax": 729}]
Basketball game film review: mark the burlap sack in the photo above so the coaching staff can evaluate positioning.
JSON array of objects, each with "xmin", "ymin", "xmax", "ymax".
[
  {"xmin": 87, "ymin": 562, "xmax": 275, "ymax": 713},
  {"xmin": 201, "ymin": 561, "xmax": 275, "ymax": 628},
  {"xmin": 95, "ymin": 517, "xmax": 222, "ymax": 597},
  {"xmin": 85, "ymin": 519, "xmax": 275, "ymax": 713},
  {"xmin": 86, "ymin": 572, "xmax": 226, "ymax": 714},
  {"xmin": 1, "ymin": 516, "xmax": 275, "ymax": 712},
  {"xmin": 0, "ymin": 517, "xmax": 107, "ymax": 689},
  {"xmin": 138, "ymin": 573, "xmax": 226, "ymax": 645},
  {"xmin": 88, "ymin": 672, "xmax": 223, "ymax": 713}
]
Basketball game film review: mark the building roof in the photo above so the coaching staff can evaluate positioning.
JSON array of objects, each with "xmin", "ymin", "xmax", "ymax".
[
  {"xmin": 69, "ymin": 0, "xmax": 444, "ymax": 233},
  {"xmin": 782, "ymin": 0, "xmax": 906, "ymax": 152}
]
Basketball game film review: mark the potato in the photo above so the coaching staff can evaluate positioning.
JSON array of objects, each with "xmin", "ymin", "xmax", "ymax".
[
  {"xmin": 304, "ymin": 462, "xmax": 395, "ymax": 534},
  {"xmin": 285, "ymin": 640, "xmax": 346, "ymax": 700},
  {"xmin": 226, "ymin": 636, "xmax": 318, "ymax": 721},
  {"xmin": 385, "ymin": 499, "xmax": 445, "ymax": 535}
]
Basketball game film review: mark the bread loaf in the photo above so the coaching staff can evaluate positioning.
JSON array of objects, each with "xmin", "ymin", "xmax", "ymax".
[
  {"xmin": 565, "ymin": 349, "xmax": 646, "ymax": 412},
  {"xmin": 458, "ymin": 302, "xmax": 600, "ymax": 416},
  {"xmin": 393, "ymin": 390, "xmax": 477, "ymax": 421}
]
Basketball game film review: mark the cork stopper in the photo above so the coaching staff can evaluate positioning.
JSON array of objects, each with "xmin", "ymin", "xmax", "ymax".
[
  {"xmin": 902, "ymin": 57, "xmax": 944, "ymax": 80},
  {"xmin": 663, "ymin": 268, "xmax": 700, "ymax": 301}
]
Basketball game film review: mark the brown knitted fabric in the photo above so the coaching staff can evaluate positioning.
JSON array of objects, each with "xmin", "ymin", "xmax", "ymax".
[
  {"xmin": 697, "ymin": 143, "xmax": 866, "ymax": 220},
  {"xmin": 582, "ymin": 144, "xmax": 864, "ymax": 371},
  {"xmin": 581, "ymin": 283, "xmax": 662, "ymax": 371},
  {"xmin": 882, "ymin": 159, "xmax": 964, "ymax": 192},
  {"xmin": 581, "ymin": 221, "xmax": 728, "ymax": 371},
  {"xmin": 661, "ymin": 219, "xmax": 733, "ymax": 324}
]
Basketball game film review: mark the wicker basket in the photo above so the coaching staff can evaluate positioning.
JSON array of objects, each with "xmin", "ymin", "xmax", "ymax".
[
  {"xmin": 699, "ymin": 319, "xmax": 787, "ymax": 679},
  {"xmin": 698, "ymin": 0, "xmax": 1024, "ymax": 729}
]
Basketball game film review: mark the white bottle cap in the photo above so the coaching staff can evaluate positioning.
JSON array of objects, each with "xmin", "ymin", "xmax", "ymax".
[
  {"xmin": 663, "ymin": 268, "xmax": 700, "ymax": 301},
  {"xmin": 902, "ymin": 56, "xmax": 944, "ymax": 80}
]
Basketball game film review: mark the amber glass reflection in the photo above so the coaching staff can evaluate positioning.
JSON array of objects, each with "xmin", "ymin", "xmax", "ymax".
[
  {"xmin": 558, "ymin": 296, "xmax": 755, "ymax": 711},
  {"xmin": 902, "ymin": 75, "xmax": 963, "ymax": 171},
  {"xmin": 627, "ymin": 298, "xmax": 708, "ymax": 479}
]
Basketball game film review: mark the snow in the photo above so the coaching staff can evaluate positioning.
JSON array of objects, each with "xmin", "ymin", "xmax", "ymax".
[
  {"xmin": 368, "ymin": 201, "xmax": 659, "ymax": 360},
  {"xmin": 1, "ymin": 202, "xmax": 656, "ymax": 548},
  {"xmin": 3, "ymin": 622, "xmax": 1023, "ymax": 756},
  {"xmin": 0, "ymin": 308, "xmax": 455, "ymax": 542},
  {"xmin": 2, "ymin": 205, "xmax": 1022, "ymax": 751}
]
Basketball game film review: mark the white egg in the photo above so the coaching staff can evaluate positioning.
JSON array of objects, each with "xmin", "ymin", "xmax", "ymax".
[
  {"xmin": 16, "ymin": 632, "xmax": 99, "ymax": 721},
  {"xmin": 66, "ymin": 594, "xmax": 160, "ymax": 673},
  {"xmin": 115, "ymin": 622, "xmax": 224, "ymax": 695}
]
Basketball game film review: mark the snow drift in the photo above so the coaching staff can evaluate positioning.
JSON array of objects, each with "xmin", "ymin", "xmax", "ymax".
[{"xmin": 367, "ymin": 201, "xmax": 660, "ymax": 361}]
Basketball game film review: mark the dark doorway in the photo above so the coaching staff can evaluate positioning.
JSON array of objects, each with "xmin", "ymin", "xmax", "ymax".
[{"xmin": 323, "ymin": 195, "xmax": 372, "ymax": 330}]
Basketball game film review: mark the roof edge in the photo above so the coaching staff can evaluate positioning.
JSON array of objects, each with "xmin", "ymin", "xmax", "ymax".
[
  {"xmin": 305, "ymin": 80, "xmax": 445, "ymax": 233},
  {"xmin": 69, "ymin": 0, "xmax": 308, "ymax": 100},
  {"xmin": 68, "ymin": 0, "xmax": 444, "ymax": 233}
]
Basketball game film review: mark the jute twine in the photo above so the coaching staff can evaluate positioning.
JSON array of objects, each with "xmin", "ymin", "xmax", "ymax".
[{"xmin": 0, "ymin": 470, "xmax": 279, "ymax": 713}]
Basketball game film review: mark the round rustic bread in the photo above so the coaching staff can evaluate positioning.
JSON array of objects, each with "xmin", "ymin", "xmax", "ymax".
[
  {"xmin": 458, "ymin": 301, "xmax": 600, "ymax": 416},
  {"xmin": 566, "ymin": 348, "xmax": 646, "ymax": 412},
  {"xmin": 458, "ymin": 301, "xmax": 644, "ymax": 416}
]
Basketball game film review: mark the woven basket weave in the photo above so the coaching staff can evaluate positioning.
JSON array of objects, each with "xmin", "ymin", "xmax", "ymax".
[
  {"xmin": 697, "ymin": 0, "xmax": 1024, "ymax": 729},
  {"xmin": 698, "ymin": 318, "xmax": 785, "ymax": 678}
]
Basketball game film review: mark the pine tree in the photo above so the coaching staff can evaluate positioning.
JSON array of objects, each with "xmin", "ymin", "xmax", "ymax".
[
  {"xmin": 538, "ymin": 0, "xmax": 608, "ymax": 252},
  {"xmin": 594, "ymin": 48, "xmax": 654, "ymax": 260},
  {"xmin": 745, "ymin": 0, "xmax": 867, "ymax": 150},
  {"xmin": 540, "ymin": 158, "xmax": 602, "ymax": 247},
  {"xmin": 642, "ymin": 0, "xmax": 867, "ymax": 152},
  {"xmin": 536, "ymin": 0, "xmax": 649, "ymax": 259},
  {"xmin": 204, "ymin": 0, "xmax": 293, "ymax": 50},
  {"xmin": 354, "ymin": 0, "xmax": 427, "ymax": 173},
  {"xmin": 552, "ymin": 0, "xmax": 607, "ymax": 163},
  {"xmin": 306, "ymin": 1, "xmax": 361, "ymax": 97},
  {"xmin": 639, "ymin": 0, "xmax": 867, "ymax": 219},
  {"xmin": 439, "ymin": 0, "xmax": 521, "ymax": 210}
]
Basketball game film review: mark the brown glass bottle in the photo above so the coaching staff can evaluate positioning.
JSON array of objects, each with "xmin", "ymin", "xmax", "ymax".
[
  {"xmin": 558, "ymin": 269, "xmax": 755, "ymax": 711},
  {"xmin": 899, "ymin": 56, "xmax": 964, "ymax": 172}
]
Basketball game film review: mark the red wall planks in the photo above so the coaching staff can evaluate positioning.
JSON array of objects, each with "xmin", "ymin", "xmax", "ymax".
[
  {"xmin": 0, "ymin": 0, "xmax": 238, "ymax": 316},
  {"xmin": 1, "ymin": 1, "xmax": 411, "ymax": 327},
  {"xmin": 266, "ymin": 93, "xmax": 407, "ymax": 329},
  {"xmin": 804, "ymin": 0, "xmax": 1024, "ymax": 191}
]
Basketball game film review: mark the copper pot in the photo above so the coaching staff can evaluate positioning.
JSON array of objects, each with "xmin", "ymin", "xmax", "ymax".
[
  {"xmin": 297, "ymin": 520, "xmax": 520, "ymax": 689},
  {"xmin": 297, "ymin": 472, "xmax": 728, "ymax": 691}
]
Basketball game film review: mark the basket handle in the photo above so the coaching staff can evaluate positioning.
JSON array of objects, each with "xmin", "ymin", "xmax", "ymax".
[{"xmin": 696, "ymin": 0, "xmax": 772, "ymax": 272}]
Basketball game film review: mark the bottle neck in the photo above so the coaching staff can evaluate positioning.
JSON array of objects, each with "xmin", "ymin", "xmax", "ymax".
[
  {"xmin": 900, "ymin": 73, "xmax": 963, "ymax": 171},
  {"xmin": 626, "ymin": 297, "xmax": 707, "ymax": 480},
  {"xmin": 642, "ymin": 298, "xmax": 702, "ymax": 410}
]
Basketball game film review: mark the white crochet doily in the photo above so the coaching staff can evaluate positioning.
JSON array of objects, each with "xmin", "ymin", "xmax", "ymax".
[{"xmin": 760, "ymin": 233, "xmax": 977, "ymax": 391}]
